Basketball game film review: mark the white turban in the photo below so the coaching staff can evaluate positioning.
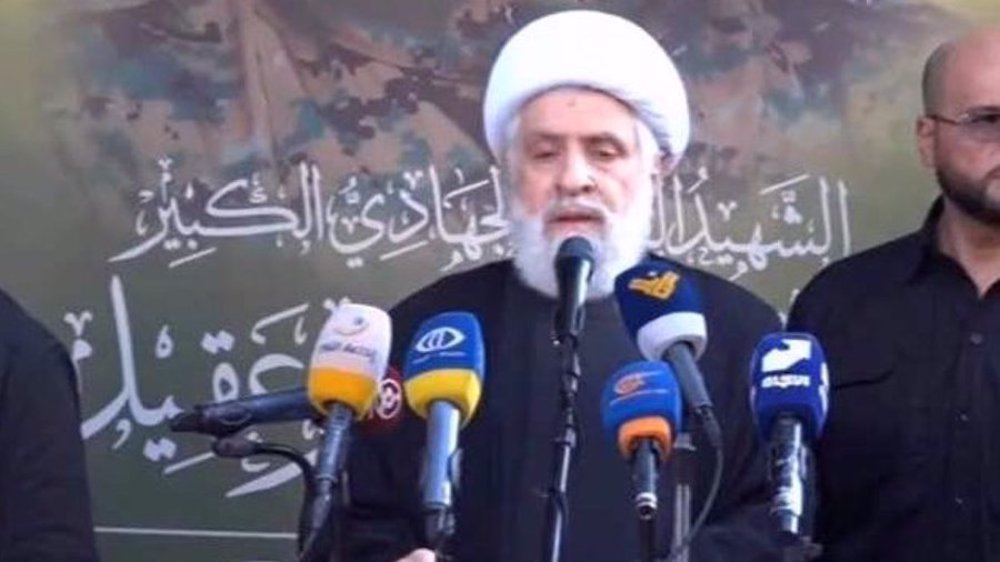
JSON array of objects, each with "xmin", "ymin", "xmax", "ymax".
[{"xmin": 482, "ymin": 10, "xmax": 690, "ymax": 162}]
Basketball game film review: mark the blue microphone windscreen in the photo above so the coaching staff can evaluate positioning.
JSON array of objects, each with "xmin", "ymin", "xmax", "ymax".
[
  {"xmin": 404, "ymin": 311, "xmax": 485, "ymax": 380},
  {"xmin": 601, "ymin": 360, "xmax": 683, "ymax": 441},
  {"xmin": 613, "ymin": 261, "xmax": 707, "ymax": 360},
  {"xmin": 403, "ymin": 311, "xmax": 486, "ymax": 421},
  {"xmin": 749, "ymin": 332, "xmax": 829, "ymax": 442}
]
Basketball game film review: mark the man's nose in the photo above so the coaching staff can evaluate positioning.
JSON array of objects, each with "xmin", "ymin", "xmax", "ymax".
[{"xmin": 556, "ymin": 150, "xmax": 597, "ymax": 197}]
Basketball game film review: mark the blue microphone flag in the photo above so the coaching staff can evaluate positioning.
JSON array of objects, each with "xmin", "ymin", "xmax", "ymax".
[
  {"xmin": 601, "ymin": 361, "xmax": 683, "ymax": 444},
  {"xmin": 749, "ymin": 332, "xmax": 829, "ymax": 442}
]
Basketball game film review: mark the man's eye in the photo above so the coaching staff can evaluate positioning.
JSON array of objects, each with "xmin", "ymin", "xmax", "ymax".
[
  {"xmin": 974, "ymin": 113, "xmax": 1000, "ymax": 125},
  {"xmin": 531, "ymin": 150, "xmax": 557, "ymax": 160},
  {"xmin": 591, "ymin": 146, "xmax": 620, "ymax": 160}
]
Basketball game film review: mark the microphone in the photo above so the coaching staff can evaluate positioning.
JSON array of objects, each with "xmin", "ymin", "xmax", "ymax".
[
  {"xmin": 553, "ymin": 236, "xmax": 595, "ymax": 340},
  {"xmin": 613, "ymin": 261, "xmax": 720, "ymax": 448},
  {"xmin": 170, "ymin": 365, "xmax": 405, "ymax": 439},
  {"xmin": 403, "ymin": 311, "xmax": 486, "ymax": 548},
  {"xmin": 304, "ymin": 302, "xmax": 391, "ymax": 548},
  {"xmin": 749, "ymin": 332, "xmax": 829, "ymax": 537},
  {"xmin": 600, "ymin": 361, "xmax": 683, "ymax": 520},
  {"xmin": 169, "ymin": 388, "xmax": 320, "ymax": 437}
]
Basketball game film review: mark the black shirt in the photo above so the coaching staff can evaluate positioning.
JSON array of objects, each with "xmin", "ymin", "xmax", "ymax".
[
  {"xmin": 788, "ymin": 200, "xmax": 1000, "ymax": 562},
  {"xmin": 0, "ymin": 288, "xmax": 100, "ymax": 562},
  {"xmin": 345, "ymin": 257, "xmax": 782, "ymax": 562}
]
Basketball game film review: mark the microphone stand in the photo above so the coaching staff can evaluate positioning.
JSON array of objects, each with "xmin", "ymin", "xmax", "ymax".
[
  {"xmin": 544, "ymin": 238, "xmax": 592, "ymax": 562},
  {"xmin": 671, "ymin": 431, "xmax": 696, "ymax": 562},
  {"xmin": 211, "ymin": 437, "xmax": 317, "ymax": 553},
  {"xmin": 299, "ymin": 403, "xmax": 353, "ymax": 562},
  {"xmin": 543, "ymin": 329, "xmax": 583, "ymax": 562},
  {"xmin": 425, "ymin": 401, "xmax": 459, "ymax": 556},
  {"xmin": 639, "ymin": 516, "xmax": 656, "ymax": 562},
  {"xmin": 634, "ymin": 439, "xmax": 660, "ymax": 562}
]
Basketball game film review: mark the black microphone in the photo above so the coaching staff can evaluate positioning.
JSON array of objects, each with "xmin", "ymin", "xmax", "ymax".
[
  {"xmin": 553, "ymin": 236, "xmax": 595, "ymax": 341},
  {"xmin": 169, "ymin": 388, "xmax": 320, "ymax": 438}
]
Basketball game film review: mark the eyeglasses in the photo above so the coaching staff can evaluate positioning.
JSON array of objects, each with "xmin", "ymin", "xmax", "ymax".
[{"xmin": 926, "ymin": 110, "xmax": 1000, "ymax": 143}]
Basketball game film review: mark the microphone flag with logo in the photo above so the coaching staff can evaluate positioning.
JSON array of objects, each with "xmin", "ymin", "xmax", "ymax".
[
  {"xmin": 749, "ymin": 332, "xmax": 828, "ymax": 444},
  {"xmin": 613, "ymin": 261, "xmax": 707, "ymax": 362},
  {"xmin": 307, "ymin": 303, "xmax": 391, "ymax": 417},
  {"xmin": 301, "ymin": 302, "xmax": 392, "ymax": 557},
  {"xmin": 403, "ymin": 311, "xmax": 486, "ymax": 548},
  {"xmin": 601, "ymin": 360, "xmax": 683, "ymax": 520},
  {"xmin": 613, "ymin": 261, "xmax": 721, "ymax": 450},
  {"xmin": 749, "ymin": 331, "xmax": 829, "ymax": 537},
  {"xmin": 357, "ymin": 365, "xmax": 406, "ymax": 436}
]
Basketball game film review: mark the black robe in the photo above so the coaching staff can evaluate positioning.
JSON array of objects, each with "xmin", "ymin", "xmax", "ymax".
[{"xmin": 346, "ymin": 258, "xmax": 782, "ymax": 562}]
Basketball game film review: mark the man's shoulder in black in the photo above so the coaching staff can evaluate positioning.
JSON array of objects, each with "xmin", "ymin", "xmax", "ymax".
[
  {"xmin": 0, "ymin": 287, "xmax": 100, "ymax": 562},
  {"xmin": 789, "ymin": 231, "xmax": 922, "ymax": 330},
  {"xmin": 0, "ymin": 288, "xmax": 64, "ymax": 363}
]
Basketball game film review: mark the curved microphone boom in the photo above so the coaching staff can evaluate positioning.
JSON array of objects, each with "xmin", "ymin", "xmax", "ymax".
[
  {"xmin": 403, "ymin": 311, "xmax": 486, "ymax": 551},
  {"xmin": 749, "ymin": 332, "xmax": 829, "ymax": 538},
  {"xmin": 169, "ymin": 388, "xmax": 320, "ymax": 437}
]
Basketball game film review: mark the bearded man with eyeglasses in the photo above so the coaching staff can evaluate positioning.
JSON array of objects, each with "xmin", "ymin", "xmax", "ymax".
[{"xmin": 788, "ymin": 26, "xmax": 1000, "ymax": 562}]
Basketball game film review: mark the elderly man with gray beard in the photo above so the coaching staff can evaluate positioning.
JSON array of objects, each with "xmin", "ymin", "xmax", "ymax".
[{"xmin": 345, "ymin": 10, "xmax": 782, "ymax": 562}]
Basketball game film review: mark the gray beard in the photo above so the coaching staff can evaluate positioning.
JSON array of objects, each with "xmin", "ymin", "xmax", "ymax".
[{"xmin": 507, "ymin": 190, "xmax": 653, "ymax": 300}]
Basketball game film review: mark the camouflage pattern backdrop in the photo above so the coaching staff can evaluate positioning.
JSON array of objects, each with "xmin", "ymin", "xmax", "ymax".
[{"xmin": 0, "ymin": 1, "xmax": 996, "ymax": 560}]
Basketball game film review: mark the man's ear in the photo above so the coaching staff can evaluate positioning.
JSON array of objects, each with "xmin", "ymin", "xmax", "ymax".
[{"xmin": 915, "ymin": 116, "xmax": 937, "ymax": 170}]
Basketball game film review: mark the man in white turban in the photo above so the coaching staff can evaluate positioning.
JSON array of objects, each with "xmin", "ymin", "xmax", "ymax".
[{"xmin": 346, "ymin": 10, "xmax": 783, "ymax": 562}]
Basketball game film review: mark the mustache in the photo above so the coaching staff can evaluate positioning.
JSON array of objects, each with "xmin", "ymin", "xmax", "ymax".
[{"xmin": 541, "ymin": 198, "xmax": 612, "ymax": 222}]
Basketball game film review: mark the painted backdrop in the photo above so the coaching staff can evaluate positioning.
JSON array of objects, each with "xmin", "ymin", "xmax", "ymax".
[{"xmin": 0, "ymin": 0, "xmax": 996, "ymax": 560}]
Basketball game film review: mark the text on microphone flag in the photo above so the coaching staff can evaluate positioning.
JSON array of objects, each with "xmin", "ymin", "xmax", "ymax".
[{"xmin": 761, "ymin": 374, "xmax": 812, "ymax": 389}]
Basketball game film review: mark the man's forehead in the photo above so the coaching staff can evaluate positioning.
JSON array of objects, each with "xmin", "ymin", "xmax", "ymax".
[{"xmin": 944, "ymin": 68, "xmax": 1000, "ymax": 111}]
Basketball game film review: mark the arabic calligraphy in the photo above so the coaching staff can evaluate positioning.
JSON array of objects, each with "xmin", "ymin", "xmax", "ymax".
[
  {"xmin": 650, "ymin": 169, "xmax": 852, "ymax": 281},
  {"xmin": 111, "ymin": 158, "xmax": 511, "ymax": 273},
  {"xmin": 69, "ymin": 275, "xmax": 327, "ymax": 495},
  {"xmin": 110, "ymin": 158, "xmax": 851, "ymax": 281}
]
